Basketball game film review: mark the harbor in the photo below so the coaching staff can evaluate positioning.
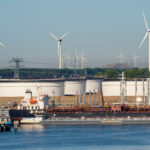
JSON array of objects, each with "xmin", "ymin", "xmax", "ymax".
[
  {"xmin": 1, "ymin": 0, "xmax": 150, "ymax": 150},
  {"xmin": 4, "ymin": 75, "xmax": 150, "ymax": 127}
]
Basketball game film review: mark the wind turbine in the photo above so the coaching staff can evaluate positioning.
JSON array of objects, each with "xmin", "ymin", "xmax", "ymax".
[
  {"xmin": 81, "ymin": 50, "xmax": 87, "ymax": 69},
  {"xmin": 74, "ymin": 49, "xmax": 80, "ymax": 69},
  {"xmin": 49, "ymin": 32, "xmax": 69, "ymax": 69},
  {"xmin": 133, "ymin": 51, "xmax": 139, "ymax": 68},
  {"xmin": 118, "ymin": 51, "xmax": 124, "ymax": 64},
  {"xmin": 67, "ymin": 49, "xmax": 71, "ymax": 68},
  {"xmin": 62, "ymin": 54, "xmax": 66, "ymax": 68},
  {"xmin": 139, "ymin": 12, "xmax": 150, "ymax": 71}
]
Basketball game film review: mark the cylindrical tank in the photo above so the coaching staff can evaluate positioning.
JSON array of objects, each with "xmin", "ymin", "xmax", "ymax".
[
  {"xmin": 0, "ymin": 80, "xmax": 64, "ymax": 97},
  {"xmin": 40, "ymin": 82, "xmax": 64, "ymax": 96},
  {"xmin": 64, "ymin": 80, "xmax": 85, "ymax": 95},
  {"xmin": 102, "ymin": 81, "xmax": 120, "ymax": 96},
  {"xmin": 86, "ymin": 79, "xmax": 101, "ymax": 93}
]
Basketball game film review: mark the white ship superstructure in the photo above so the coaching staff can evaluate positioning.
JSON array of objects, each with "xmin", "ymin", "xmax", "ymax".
[{"xmin": 19, "ymin": 89, "xmax": 49, "ymax": 111}]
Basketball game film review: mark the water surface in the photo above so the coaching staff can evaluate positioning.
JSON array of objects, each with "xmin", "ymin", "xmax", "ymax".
[{"xmin": 0, "ymin": 124, "xmax": 150, "ymax": 150}]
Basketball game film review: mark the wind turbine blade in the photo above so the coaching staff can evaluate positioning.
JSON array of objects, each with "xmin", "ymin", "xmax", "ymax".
[
  {"xmin": 59, "ymin": 32, "xmax": 69, "ymax": 39},
  {"xmin": 143, "ymin": 12, "xmax": 149, "ymax": 30},
  {"xmin": 0, "ymin": 42, "xmax": 5, "ymax": 47},
  {"xmin": 139, "ymin": 32, "xmax": 148, "ymax": 48},
  {"xmin": 49, "ymin": 32, "xmax": 59, "ymax": 40}
]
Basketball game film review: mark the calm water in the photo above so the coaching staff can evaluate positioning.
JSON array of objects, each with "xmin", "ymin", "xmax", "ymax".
[{"xmin": 0, "ymin": 125, "xmax": 150, "ymax": 150}]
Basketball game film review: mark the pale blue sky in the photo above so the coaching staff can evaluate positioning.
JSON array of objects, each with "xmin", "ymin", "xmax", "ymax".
[{"xmin": 0, "ymin": 0, "xmax": 150, "ymax": 68}]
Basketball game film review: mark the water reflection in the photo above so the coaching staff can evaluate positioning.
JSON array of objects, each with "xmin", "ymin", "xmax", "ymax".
[{"xmin": 20, "ymin": 124, "xmax": 44, "ymax": 132}]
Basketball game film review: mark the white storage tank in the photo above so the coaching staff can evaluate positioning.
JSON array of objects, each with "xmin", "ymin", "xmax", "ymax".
[
  {"xmin": 102, "ymin": 81, "xmax": 120, "ymax": 96},
  {"xmin": 86, "ymin": 79, "xmax": 101, "ymax": 93},
  {"xmin": 102, "ymin": 80, "xmax": 147, "ymax": 97},
  {"xmin": 0, "ymin": 80, "xmax": 64, "ymax": 97},
  {"xmin": 64, "ymin": 80, "xmax": 85, "ymax": 95},
  {"xmin": 39, "ymin": 82, "xmax": 64, "ymax": 96}
]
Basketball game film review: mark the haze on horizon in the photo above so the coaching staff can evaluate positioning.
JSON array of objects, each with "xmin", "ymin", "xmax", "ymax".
[{"xmin": 0, "ymin": 0, "xmax": 150, "ymax": 69}]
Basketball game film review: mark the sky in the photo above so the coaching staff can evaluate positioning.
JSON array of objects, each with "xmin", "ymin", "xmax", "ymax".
[{"xmin": 0, "ymin": 0, "xmax": 150, "ymax": 68}]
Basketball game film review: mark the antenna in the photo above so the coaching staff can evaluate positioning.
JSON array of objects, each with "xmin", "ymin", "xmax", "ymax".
[
  {"xmin": 49, "ymin": 32, "xmax": 69, "ymax": 69},
  {"xmin": 11, "ymin": 57, "xmax": 23, "ymax": 79}
]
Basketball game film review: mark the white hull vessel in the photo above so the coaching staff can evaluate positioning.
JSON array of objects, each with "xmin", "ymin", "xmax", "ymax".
[{"xmin": 20, "ymin": 116, "xmax": 43, "ymax": 124}]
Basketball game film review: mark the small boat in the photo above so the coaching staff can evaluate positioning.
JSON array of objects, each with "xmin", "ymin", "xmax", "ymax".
[{"xmin": 20, "ymin": 115, "xmax": 43, "ymax": 124}]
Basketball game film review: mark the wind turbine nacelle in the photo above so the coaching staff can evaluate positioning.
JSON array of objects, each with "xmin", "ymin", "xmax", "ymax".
[{"xmin": 59, "ymin": 39, "xmax": 62, "ymax": 42}]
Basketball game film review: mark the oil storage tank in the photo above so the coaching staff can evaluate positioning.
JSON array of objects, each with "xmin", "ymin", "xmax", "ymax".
[
  {"xmin": 64, "ymin": 79, "xmax": 86, "ymax": 95},
  {"xmin": 38, "ymin": 82, "xmax": 64, "ymax": 96},
  {"xmin": 0, "ymin": 79, "xmax": 64, "ymax": 97},
  {"xmin": 86, "ymin": 79, "xmax": 101, "ymax": 93}
]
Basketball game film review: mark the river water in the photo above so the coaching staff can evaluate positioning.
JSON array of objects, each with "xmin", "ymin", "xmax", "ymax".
[{"xmin": 0, "ymin": 124, "xmax": 150, "ymax": 150}]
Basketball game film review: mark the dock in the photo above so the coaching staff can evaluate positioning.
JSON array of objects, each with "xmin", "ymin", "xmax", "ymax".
[{"xmin": 0, "ymin": 108, "xmax": 12, "ymax": 132}]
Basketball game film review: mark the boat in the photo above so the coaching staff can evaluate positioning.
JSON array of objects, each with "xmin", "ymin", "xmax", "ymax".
[
  {"xmin": 20, "ymin": 115, "xmax": 43, "ymax": 124},
  {"xmin": 40, "ymin": 117, "xmax": 150, "ymax": 125}
]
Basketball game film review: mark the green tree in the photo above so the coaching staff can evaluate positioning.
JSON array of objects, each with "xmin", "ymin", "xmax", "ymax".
[
  {"xmin": 105, "ymin": 69, "xmax": 119, "ymax": 79},
  {"xmin": 125, "ymin": 69, "xmax": 146, "ymax": 78},
  {"xmin": 147, "ymin": 71, "xmax": 150, "ymax": 77},
  {"xmin": 96, "ymin": 72, "xmax": 103, "ymax": 77}
]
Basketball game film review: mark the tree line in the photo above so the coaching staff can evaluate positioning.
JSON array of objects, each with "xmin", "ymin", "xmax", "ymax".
[{"xmin": 0, "ymin": 68, "xmax": 149, "ymax": 79}]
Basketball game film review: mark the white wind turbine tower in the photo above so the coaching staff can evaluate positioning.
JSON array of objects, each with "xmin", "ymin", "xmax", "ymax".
[
  {"xmin": 81, "ymin": 50, "xmax": 87, "ymax": 69},
  {"xmin": 62, "ymin": 54, "xmax": 65, "ymax": 68},
  {"xmin": 139, "ymin": 12, "xmax": 150, "ymax": 71},
  {"xmin": 75, "ymin": 49, "xmax": 80, "ymax": 69},
  {"xmin": 118, "ymin": 51, "xmax": 124, "ymax": 64},
  {"xmin": 49, "ymin": 32, "xmax": 69, "ymax": 69},
  {"xmin": 133, "ymin": 51, "xmax": 139, "ymax": 68},
  {"xmin": 67, "ymin": 49, "xmax": 71, "ymax": 68}
]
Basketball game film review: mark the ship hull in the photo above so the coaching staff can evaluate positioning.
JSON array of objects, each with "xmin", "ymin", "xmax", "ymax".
[{"xmin": 41, "ymin": 117, "xmax": 150, "ymax": 125}]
